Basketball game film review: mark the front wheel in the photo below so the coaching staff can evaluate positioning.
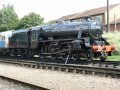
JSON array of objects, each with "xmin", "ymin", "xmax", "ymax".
[
  {"xmin": 86, "ymin": 48, "xmax": 94, "ymax": 61},
  {"xmin": 100, "ymin": 51, "xmax": 107, "ymax": 62}
]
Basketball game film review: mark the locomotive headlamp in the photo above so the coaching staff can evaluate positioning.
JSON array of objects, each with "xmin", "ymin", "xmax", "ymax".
[{"xmin": 89, "ymin": 21, "xmax": 103, "ymax": 39}]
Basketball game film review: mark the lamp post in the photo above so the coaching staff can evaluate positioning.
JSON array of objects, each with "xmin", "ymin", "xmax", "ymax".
[{"xmin": 107, "ymin": 0, "xmax": 110, "ymax": 32}]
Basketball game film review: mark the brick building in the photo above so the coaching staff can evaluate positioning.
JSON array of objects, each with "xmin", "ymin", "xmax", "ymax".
[{"xmin": 58, "ymin": 3, "xmax": 120, "ymax": 32}]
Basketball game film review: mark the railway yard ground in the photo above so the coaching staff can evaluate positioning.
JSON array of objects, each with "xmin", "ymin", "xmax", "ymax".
[{"xmin": 0, "ymin": 62, "xmax": 120, "ymax": 90}]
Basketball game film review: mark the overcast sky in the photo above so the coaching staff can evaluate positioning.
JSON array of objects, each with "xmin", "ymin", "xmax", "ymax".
[{"xmin": 0, "ymin": 0, "xmax": 120, "ymax": 22}]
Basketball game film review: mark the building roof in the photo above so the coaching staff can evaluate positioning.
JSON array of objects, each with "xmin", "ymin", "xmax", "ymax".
[
  {"xmin": 52, "ymin": 3, "xmax": 120, "ymax": 24},
  {"xmin": 70, "ymin": 3, "xmax": 120, "ymax": 20},
  {"xmin": 59, "ymin": 13, "xmax": 79, "ymax": 21}
]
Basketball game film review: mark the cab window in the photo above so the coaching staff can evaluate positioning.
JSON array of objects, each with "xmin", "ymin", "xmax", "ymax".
[{"xmin": 2, "ymin": 36, "xmax": 5, "ymax": 40}]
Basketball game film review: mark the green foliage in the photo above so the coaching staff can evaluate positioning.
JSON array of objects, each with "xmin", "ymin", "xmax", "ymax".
[
  {"xmin": 103, "ymin": 32, "xmax": 120, "ymax": 61},
  {"xmin": 45, "ymin": 20, "xmax": 56, "ymax": 25},
  {"xmin": 103, "ymin": 32, "xmax": 120, "ymax": 55},
  {"xmin": 18, "ymin": 12, "xmax": 44, "ymax": 29},
  {"xmin": 0, "ymin": 4, "xmax": 19, "ymax": 31},
  {"xmin": 0, "ymin": 4, "xmax": 44, "ymax": 31}
]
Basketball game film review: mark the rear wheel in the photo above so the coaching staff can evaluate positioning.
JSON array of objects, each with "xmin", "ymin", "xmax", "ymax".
[
  {"xmin": 48, "ymin": 42, "xmax": 59, "ymax": 59},
  {"xmin": 71, "ymin": 52, "xmax": 79, "ymax": 61}
]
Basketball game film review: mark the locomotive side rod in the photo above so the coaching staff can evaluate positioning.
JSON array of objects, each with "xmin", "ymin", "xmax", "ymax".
[{"xmin": 41, "ymin": 49, "xmax": 70, "ymax": 55}]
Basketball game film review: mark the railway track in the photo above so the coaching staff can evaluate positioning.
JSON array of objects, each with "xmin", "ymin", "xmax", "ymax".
[
  {"xmin": 0, "ymin": 56, "xmax": 120, "ymax": 68},
  {"xmin": 0, "ymin": 75, "xmax": 48, "ymax": 90},
  {"xmin": 0, "ymin": 57, "xmax": 120, "ymax": 78}
]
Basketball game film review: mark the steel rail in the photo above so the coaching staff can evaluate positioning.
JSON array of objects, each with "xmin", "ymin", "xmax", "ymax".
[{"xmin": 0, "ymin": 75, "xmax": 48, "ymax": 90}]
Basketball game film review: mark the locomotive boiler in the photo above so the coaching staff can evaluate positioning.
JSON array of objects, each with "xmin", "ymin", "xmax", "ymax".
[{"xmin": 42, "ymin": 18, "xmax": 102, "ymax": 39}]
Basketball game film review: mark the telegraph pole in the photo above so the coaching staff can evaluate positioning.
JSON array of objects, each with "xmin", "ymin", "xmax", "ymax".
[
  {"xmin": 114, "ymin": 14, "xmax": 116, "ymax": 31},
  {"xmin": 107, "ymin": 0, "xmax": 110, "ymax": 32}
]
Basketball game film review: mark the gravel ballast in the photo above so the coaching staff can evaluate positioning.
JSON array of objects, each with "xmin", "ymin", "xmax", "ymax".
[{"xmin": 0, "ymin": 63, "xmax": 119, "ymax": 90}]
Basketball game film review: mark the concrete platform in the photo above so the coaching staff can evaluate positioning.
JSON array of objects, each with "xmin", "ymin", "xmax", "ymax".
[{"xmin": 0, "ymin": 63, "xmax": 120, "ymax": 90}]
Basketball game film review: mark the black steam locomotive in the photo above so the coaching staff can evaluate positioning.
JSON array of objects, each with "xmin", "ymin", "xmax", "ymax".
[{"xmin": 8, "ymin": 17, "xmax": 114, "ymax": 62}]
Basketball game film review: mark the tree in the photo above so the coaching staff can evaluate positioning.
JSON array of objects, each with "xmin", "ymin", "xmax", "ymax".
[
  {"xmin": 18, "ymin": 12, "xmax": 44, "ymax": 29},
  {"xmin": 45, "ymin": 20, "xmax": 56, "ymax": 25},
  {"xmin": 0, "ymin": 4, "xmax": 19, "ymax": 31}
]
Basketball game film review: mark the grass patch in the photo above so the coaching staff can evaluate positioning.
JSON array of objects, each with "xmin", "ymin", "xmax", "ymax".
[
  {"xmin": 107, "ymin": 55, "xmax": 120, "ymax": 61},
  {"xmin": 103, "ymin": 32, "xmax": 120, "ymax": 52},
  {"xmin": 103, "ymin": 32, "xmax": 120, "ymax": 61}
]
